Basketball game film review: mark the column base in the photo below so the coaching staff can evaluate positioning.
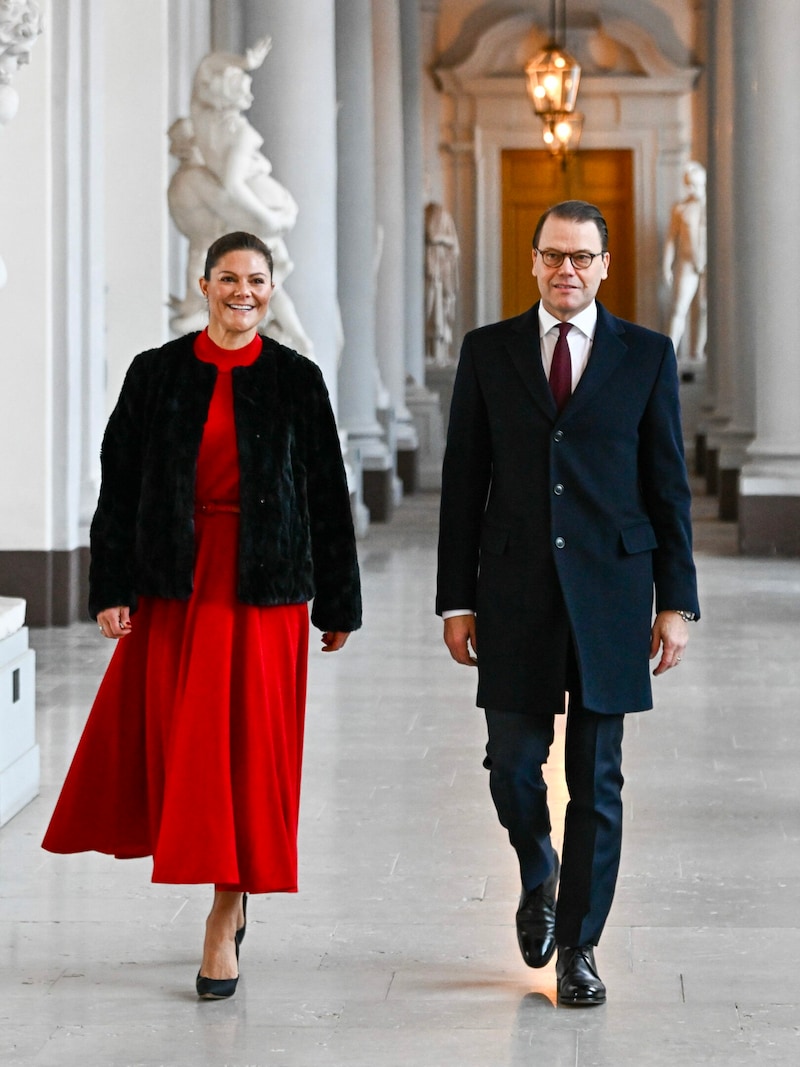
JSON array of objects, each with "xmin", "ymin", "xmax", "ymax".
[
  {"xmin": 695, "ymin": 433, "xmax": 707, "ymax": 477},
  {"xmin": 394, "ymin": 418, "xmax": 419, "ymax": 499},
  {"xmin": 704, "ymin": 447, "xmax": 719, "ymax": 496},
  {"xmin": 341, "ymin": 439, "xmax": 370, "ymax": 539},
  {"xmin": 363, "ymin": 467, "xmax": 395, "ymax": 523},
  {"xmin": 396, "ymin": 445, "xmax": 419, "ymax": 496},
  {"xmin": 739, "ymin": 494, "xmax": 800, "ymax": 555},
  {"xmin": 0, "ymin": 548, "xmax": 88, "ymax": 626},
  {"xmin": 406, "ymin": 381, "xmax": 445, "ymax": 491},
  {"xmin": 718, "ymin": 467, "xmax": 739, "ymax": 521},
  {"xmin": 425, "ymin": 364, "xmax": 457, "ymax": 436}
]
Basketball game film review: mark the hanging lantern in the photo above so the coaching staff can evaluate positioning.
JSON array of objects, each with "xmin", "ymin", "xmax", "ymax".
[
  {"xmin": 525, "ymin": 43, "xmax": 581, "ymax": 117},
  {"xmin": 541, "ymin": 111, "xmax": 584, "ymax": 154},
  {"xmin": 524, "ymin": 1, "xmax": 583, "ymax": 160}
]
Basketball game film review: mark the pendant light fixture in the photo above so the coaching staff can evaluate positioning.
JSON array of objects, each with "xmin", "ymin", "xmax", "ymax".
[{"xmin": 525, "ymin": 0, "xmax": 583, "ymax": 158}]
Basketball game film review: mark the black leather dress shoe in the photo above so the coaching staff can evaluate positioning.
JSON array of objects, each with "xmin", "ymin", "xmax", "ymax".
[
  {"xmin": 556, "ymin": 945, "xmax": 606, "ymax": 1006},
  {"xmin": 515, "ymin": 853, "xmax": 560, "ymax": 968}
]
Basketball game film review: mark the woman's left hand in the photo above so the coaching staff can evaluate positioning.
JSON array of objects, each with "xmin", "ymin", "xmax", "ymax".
[
  {"xmin": 97, "ymin": 605, "xmax": 132, "ymax": 639},
  {"xmin": 321, "ymin": 631, "xmax": 350, "ymax": 652}
]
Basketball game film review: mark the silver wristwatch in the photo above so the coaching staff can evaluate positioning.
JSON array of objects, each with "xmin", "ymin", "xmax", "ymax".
[{"xmin": 673, "ymin": 610, "xmax": 696, "ymax": 622}]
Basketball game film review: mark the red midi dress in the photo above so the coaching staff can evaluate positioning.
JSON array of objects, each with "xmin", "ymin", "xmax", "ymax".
[{"xmin": 43, "ymin": 330, "xmax": 309, "ymax": 893}]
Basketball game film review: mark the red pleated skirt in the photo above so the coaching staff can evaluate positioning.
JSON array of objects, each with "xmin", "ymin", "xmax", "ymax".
[{"xmin": 43, "ymin": 509, "xmax": 309, "ymax": 894}]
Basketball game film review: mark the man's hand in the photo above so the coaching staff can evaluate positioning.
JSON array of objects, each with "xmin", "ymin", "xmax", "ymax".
[
  {"xmin": 443, "ymin": 614, "xmax": 478, "ymax": 666},
  {"xmin": 650, "ymin": 610, "xmax": 689, "ymax": 676}
]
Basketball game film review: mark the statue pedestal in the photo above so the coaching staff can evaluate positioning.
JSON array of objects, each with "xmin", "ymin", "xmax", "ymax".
[
  {"xmin": 0, "ymin": 598, "xmax": 39, "ymax": 827},
  {"xmin": 406, "ymin": 380, "xmax": 445, "ymax": 491},
  {"xmin": 425, "ymin": 364, "xmax": 457, "ymax": 438}
]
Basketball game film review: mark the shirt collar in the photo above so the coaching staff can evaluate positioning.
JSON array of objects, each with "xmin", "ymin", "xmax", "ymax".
[{"xmin": 538, "ymin": 301, "xmax": 598, "ymax": 341}]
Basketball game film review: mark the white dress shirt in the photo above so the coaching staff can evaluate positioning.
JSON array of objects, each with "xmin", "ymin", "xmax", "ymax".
[{"xmin": 538, "ymin": 301, "xmax": 598, "ymax": 392}]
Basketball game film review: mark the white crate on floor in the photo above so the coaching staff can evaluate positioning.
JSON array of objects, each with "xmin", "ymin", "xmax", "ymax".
[{"xmin": 0, "ymin": 597, "xmax": 39, "ymax": 827}]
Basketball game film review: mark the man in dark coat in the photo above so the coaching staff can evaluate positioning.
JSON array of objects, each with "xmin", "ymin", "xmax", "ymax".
[{"xmin": 436, "ymin": 200, "xmax": 699, "ymax": 1006}]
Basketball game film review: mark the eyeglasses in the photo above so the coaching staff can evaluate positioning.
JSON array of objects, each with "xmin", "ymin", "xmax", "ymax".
[{"xmin": 535, "ymin": 248, "xmax": 605, "ymax": 270}]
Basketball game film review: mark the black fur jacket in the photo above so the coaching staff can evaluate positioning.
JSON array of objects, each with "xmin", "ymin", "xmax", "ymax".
[{"xmin": 89, "ymin": 332, "xmax": 362, "ymax": 633}]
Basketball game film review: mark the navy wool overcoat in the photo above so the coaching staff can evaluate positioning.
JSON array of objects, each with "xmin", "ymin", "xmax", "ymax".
[{"xmin": 436, "ymin": 302, "xmax": 700, "ymax": 716}]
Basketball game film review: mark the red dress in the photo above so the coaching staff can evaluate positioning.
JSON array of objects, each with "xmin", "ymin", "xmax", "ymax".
[{"xmin": 43, "ymin": 331, "xmax": 309, "ymax": 893}]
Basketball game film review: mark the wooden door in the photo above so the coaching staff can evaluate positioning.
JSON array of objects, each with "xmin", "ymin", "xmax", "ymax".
[{"xmin": 502, "ymin": 149, "xmax": 636, "ymax": 321}]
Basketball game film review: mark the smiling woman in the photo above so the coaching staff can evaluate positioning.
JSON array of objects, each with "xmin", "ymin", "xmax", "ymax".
[{"xmin": 42, "ymin": 230, "xmax": 362, "ymax": 1002}]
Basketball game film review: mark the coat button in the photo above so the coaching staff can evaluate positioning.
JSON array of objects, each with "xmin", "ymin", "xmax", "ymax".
[
  {"xmin": 553, "ymin": 483, "xmax": 564, "ymax": 496},
  {"xmin": 553, "ymin": 430, "xmax": 564, "ymax": 442},
  {"xmin": 555, "ymin": 536, "xmax": 566, "ymax": 549}
]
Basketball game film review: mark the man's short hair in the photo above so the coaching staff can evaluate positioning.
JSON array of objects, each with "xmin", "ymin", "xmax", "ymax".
[{"xmin": 532, "ymin": 200, "xmax": 609, "ymax": 252}]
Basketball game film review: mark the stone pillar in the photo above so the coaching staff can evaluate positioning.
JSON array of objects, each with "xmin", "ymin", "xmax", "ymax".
[
  {"xmin": 242, "ymin": 0, "xmax": 340, "ymax": 411},
  {"xmin": 0, "ymin": 0, "xmax": 182, "ymax": 623},
  {"xmin": 0, "ymin": 1, "xmax": 53, "ymax": 623},
  {"xmin": 714, "ymin": 0, "xmax": 758, "ymax": 525},
  {"xmin": 738, "ymin": 1, "xmax": 800, "ymax": 554},
  {"xmin": 702, "ymin": 0, "xmax": 735, "ymax": 504},
  {"xmin": 400, "ymin": 0, "xmax": 425, "ymax": 392},
  {"xmin": 334, "ymin": 0, "xmax": 391, "ymax": 527},
  {"xmin": 103, "ymin": 0, "xmax": 172, "ymax": 409},
  {"xmin": 0, "ymin": 0, "xmax": 102, "ymax": 625},
  {"xmin": 400, "ymin": 0, "xmax": 444, "ymax": 492},
  {"xmin": 373, "ymin": 0, "xmax": 417, "ymax": 502}
]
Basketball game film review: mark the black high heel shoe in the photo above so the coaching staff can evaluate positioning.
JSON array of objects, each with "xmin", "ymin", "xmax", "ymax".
[
  {"xmin": 235, "ymin": 893, "xmax": 248, "ymax": 959},
  {"xmin": 197, "ymin": 916, "xmax": 242, "ymax": 1000},
  {"xmin": 196, "ymin": 968, "xmax": 238, "ymax": 1000}
]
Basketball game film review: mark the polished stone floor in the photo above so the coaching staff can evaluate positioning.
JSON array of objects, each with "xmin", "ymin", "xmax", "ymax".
[{"xmin": 2, "ymin": 487, "xmax": 800, "ymax": 1066}]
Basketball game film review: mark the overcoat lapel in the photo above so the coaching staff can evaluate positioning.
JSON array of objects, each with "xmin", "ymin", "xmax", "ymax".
[
  {"xmin": 506, "ymin": 305, "xmax": 556, "ymax": 419},
  {"xmin": 563, "ymin": 304, "xmax": 627, "ymax": 421}
]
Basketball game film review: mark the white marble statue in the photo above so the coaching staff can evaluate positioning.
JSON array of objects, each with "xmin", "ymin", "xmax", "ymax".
[
  {"xmin": 424, "ymin": 202, "xmax": 460, "ymax": 367},
  {"xmin": 663, "ymin": 160, "xmax": 707, "ymax": 362},
  {"xmin": 168, "ymin": 36, "xmax": 314, "ymax": 357},
  {"xmin": 0, "ymin": 0, "xmax": 43, "ymax": 289}
]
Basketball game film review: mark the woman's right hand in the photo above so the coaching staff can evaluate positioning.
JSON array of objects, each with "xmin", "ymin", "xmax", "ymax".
[{"xmin": 97, "ymin": 606, "xmax": 132, "ymax": 639}]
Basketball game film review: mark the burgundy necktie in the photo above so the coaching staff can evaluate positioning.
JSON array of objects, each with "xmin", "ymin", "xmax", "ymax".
[{"xmin": 549, "ymin": 322, "xmax": 572, "ymax": 412}]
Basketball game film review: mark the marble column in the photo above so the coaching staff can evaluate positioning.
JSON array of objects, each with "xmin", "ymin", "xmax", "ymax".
[
  {"xmin": 335, "ymin": 0, "xmax": 391, "ymax": 527},
  {"xmin": 373, "ymin": 0, "xmax": 417, "ymax": 504},
  {"xmin": 0, "ymin": 1, "xmax": 52, "ymax": 623},
  {"xmin": 399, "ymin": 0, "xmax": 443, "ymax": 492},
  {"xmin": 103, "ymin": 0, "xmax": 172, "ymax": 410},
  {"xmin": 702, "ymin": 0, "xmax": 736, "ymax": 510},
  {"xmin": 0, "ymin": 0, "xmax": 109, "ymax": 625},
  {"xmin": 738, "ymin": 0, "xmax": 800, "ymax": 554},
  {"xmin": 714, "ymin": 0, "xmax": 758, "ymax": 527},
  {"xmin": 399, "ymin": 0, "xmax": 425, "ymax": 392},
  {"xmin": 242, "ymin": 0, "xmax": 340, "ymax": 411}
]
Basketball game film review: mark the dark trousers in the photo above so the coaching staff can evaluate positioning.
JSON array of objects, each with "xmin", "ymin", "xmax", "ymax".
[{"xmin": 484, "ymin": 699, "xmax": 625, "ymax": 947}]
